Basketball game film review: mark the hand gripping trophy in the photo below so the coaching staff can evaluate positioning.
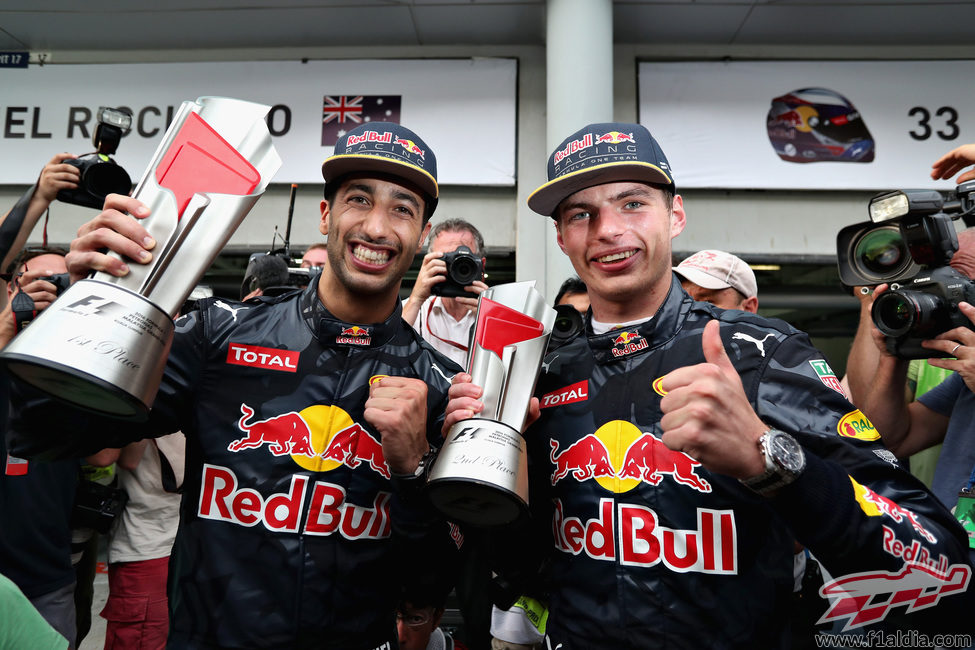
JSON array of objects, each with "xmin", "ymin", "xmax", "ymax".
[
  {"xmin": 0, "ymin": 96, "xmax": 282, "ymax": 420},
  {"xmin": 427, "ymin": 281, "xmax": 555, "ymax": 527}
]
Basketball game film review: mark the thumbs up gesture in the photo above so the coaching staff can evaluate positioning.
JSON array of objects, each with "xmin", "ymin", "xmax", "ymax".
[{"xmin": 659, "ymin": 320, "xmax": 770, "ymax": 480}]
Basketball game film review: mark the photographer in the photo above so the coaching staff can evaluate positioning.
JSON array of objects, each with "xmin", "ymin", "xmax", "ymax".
[
  {"xmin": 403, "ymin": 219, "xmax": 488, "ymax": 367},
  {"xmin": 0, "ymin": 154, "xmax": 79, "ymax": 309},
  {"xmin": 851, "ymin": 231, "xmax": 975, "ymax": 509},
  {"xmin": 847, "ymin": 145, "xmax": 975, "ymax": 510}
]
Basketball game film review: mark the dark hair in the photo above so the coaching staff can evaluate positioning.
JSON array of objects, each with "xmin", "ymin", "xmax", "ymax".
[
  {"xmin": 428, "ymin": 218, "xmax": 485, "ymax": 255},
  {"xmin": 323, "ymin": 174, "xmax": 436, "ymax": 225},
  {"xmin": 5, "ymin": 245, "xmax": 68, "ymax": 276},
  {"xmin": 554, "ymin": 275, "xmax": 587, "ymax": 307}
]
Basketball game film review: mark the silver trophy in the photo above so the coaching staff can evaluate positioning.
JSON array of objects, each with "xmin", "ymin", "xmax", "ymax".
[
  {"xmin": 427, "ymin": 281, "xmax": 555, "ymax": 527},
  {"xmin": 0, "ymin": 96, "xmax": 281, "ymax": 420}
]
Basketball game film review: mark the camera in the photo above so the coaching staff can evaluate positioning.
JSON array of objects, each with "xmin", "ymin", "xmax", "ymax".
[
  {"xmin": 10, "ymin": 272, "xmax": 71, "ymax": 332},
  {"xmin": 432, "ymin": 245, "xmax": 483, "ymax": 297},
  {"xmin": 836, "ymin": 181, "xmax": 975, "ymax": 359},
  {"xmin": 57, "ymin": 107, "xmax": 133, "ymax": 210},
  {"xmin": 548, "ymin": 304, "xmax": 585, "ymax": 351},
  {"xmin": 241, "ymin": 252, "xmax": 311, "ymax": 299}
]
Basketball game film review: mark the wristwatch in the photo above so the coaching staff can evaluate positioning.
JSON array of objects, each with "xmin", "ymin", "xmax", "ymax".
[
  {"xmin": 740, "ymin": 429, "xmax": 806, "ymax": 496},
  {"xmin": 390, "ymin": 446, "xmax": 438, "ymax": 489}
]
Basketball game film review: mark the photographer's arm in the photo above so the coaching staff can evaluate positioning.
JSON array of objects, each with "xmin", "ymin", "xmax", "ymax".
[
  {"xmin": 402, "ymin": 250, "xmax": 445, "ymax": 327},
  {"xmin": 844, "ymin": 286, "xmax": 884, "ymax": 406},
  {"xmin": 931, "ymin": 143, "xmax": 975, "ymax": 183},
  {"xmin": 0, "ymin": 154, "xmax": 79, "ymax": 274}
]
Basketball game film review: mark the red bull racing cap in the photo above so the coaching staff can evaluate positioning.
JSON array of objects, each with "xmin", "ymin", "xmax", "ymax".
[
  {"xmin": 673, "ymin": 249, "xmax": 758, "ymax": 299},
  {"xmin": 528, "ymin": 122, "xmax": 675, "ymax": 217},
  {"xmin": 322, "ymin": 122, "xmax": 438, "ymax": 202}
]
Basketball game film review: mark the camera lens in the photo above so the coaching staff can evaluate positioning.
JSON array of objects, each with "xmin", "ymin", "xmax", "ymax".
[
  {"xmin": 873, "ymin": 290, "xmax": 946, "ymax": 338},
  {"xmin": 448, "ymin": 256, "xmax": 480, "ymax": 285},
  {"xmin": 82, "ymin": 161, "xmax": 132, "ymax": 198},
  {"xmin": 853, "ymin": 226, "xmax": 912, "ymax": 281}
]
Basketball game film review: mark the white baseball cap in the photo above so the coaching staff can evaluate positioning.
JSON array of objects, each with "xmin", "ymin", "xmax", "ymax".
[{"xmin": 674, "ymin": 250, "xmax": 758, "ymax": 298}]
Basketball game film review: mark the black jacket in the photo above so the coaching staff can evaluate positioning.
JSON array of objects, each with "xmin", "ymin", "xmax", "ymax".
[
  {"xmin": 10, "ymin": 281, "xmax": 462, "ymax": 649},
  {"xmin": 522, "ymin": 276, "xmax": 973, "ymax": 649}
]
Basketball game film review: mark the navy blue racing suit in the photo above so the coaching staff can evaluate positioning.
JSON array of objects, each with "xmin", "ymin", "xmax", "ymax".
[
  {"xmin": 10, "ymin": 281, "xmax": 463, "ymax": 649},
  {"xmin": 517, "ymin": 276, "xmax": 973, "ymax": 649}
]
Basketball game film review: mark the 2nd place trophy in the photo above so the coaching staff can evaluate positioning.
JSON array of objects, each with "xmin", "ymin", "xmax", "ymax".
[{"xmin": 427, "ymin": 281, "xmax": 555, "ymax": 527}]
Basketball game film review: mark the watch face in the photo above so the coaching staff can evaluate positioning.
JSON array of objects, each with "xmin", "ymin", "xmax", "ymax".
[{"xmin": 769, "ymin": 432, "xmax": 804, "ymax": 473}]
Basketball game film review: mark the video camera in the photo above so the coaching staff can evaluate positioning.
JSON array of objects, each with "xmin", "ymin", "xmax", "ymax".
[
  {"xmin": 241, "ymin": 184, "xmax": 313, "ymax": 299},
  {"xmin": 836, "ymin": 181, "xmax": 975, "ymax": 359},
  {"xmin": 432, "ymin": 245, "xmax": 484, "ymax": 298},
  {"xmin": 56, "ymin": 107, "xmax": 134, "ymax": 210}
]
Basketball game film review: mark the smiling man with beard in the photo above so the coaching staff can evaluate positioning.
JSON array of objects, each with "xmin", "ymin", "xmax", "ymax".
[{"xmin": 10, "ymin": 122, "xmax": 463, "ymax": 649}]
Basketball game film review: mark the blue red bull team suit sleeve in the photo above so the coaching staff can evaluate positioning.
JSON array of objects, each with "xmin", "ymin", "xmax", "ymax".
[
  {"xmin": 515, "ymin": 275, "xmax": 974, "ymax": 649},
  {"xmin": 9, "ymin": 281, "xmax": 463, "ymax": 649}
]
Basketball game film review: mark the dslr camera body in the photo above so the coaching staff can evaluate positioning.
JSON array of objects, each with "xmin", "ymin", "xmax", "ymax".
[
  {"xmin": 432, "ymin": 245, "xmax": 483, "ymax": 298},
  {"xmin": 837, "ymin": 181, "xmax": 975, "ymax": 359},
  {"xmin": 57, "ymin": 107, "xmax": 133, "ymax": 210}
]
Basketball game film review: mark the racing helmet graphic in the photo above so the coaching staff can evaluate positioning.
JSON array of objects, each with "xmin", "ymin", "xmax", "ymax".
[{"xmin": 767, "ymin": 87, "xmax": 875, "ymax": 163}]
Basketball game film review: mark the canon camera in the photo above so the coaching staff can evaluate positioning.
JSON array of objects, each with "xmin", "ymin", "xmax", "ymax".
[
  {"xmin": 432, "ymin": 245, "xmax": 483, "ymax": 298},
  {"xmin": 836, "ymin": 181, "xmax": 975, "ymax": 359},
  {"xmin": 57, "ymin": 107, "xmax": 134, "ymax": 209}
]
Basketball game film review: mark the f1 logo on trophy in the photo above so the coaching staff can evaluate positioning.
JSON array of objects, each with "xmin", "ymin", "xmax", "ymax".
[
  {"xmin": 0, "ymin": 96, "xmax": 282, "ymax": 420},
  {"xmin": 427, "ymin": 282, "xmax": 555, "ymax": 527}
]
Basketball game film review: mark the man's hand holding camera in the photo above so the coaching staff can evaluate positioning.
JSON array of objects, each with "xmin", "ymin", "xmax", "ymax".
[
  {"xmin": 403, "ymin": 246, "xmax": 487, "ymax": 323},
  {"xmin": 1, "ymin": 266, "xmax": 68, "ymax": 346},
  {"xmin": 35, "ymin": 153, "xmax": 80, "ymax": 204}
]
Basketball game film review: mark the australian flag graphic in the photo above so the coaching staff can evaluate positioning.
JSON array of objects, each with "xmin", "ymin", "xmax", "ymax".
[{"xmin": 321, "ymin": 95, "xmax": 402, "ymax": 146}]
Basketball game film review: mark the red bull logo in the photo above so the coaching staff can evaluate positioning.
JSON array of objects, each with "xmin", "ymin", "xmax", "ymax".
[
  {"xmin": 319, "ymin": 422, "xmax": 390, "ymax": 479},
  {"xmin": 595, "ymin": 131, "xmax": 635, "ymax": 144},
  {"xmin": 199, "ymin": 464, "xmax": 391, "ymax": 539},
  {"xmin": 369, "ymin": 374, "xmax": 388, "ymax": 386},
  {"xmin": 618, "ymin": 433, "xmax": 711, "ymax": 492},
  {"xmin": 225, "ymin": 403, "xmax": 389, "ymax": 479},
  {"xmin": 394, "ymin": 138, "xmax": 425, "ymax": 158},
  {"xmin": 337, "ymin": 325, "xmax": 372, "ymax": 346},
  {"xmin": 549, "ymin": 420, "xmax": 710, "ymax": 494},
  {"xmin": 553, "ymin": 498, "xmax": 737, "ymax": 574},
  {"xmin": 228, "ymin": 404, "xmax": 316, "ymax": 457},
  {"xmin": 347, "ymin": 130, "xmax": 392, "ymax": 145},
  {"xmin": 817, "ymin": 561, "xmax": 970, "ymax": 630},
  {"xmin": 611, "ymin": 331, "xmax": 649, "ymax": 358},
  {"xmin": 553, "ymin": 133, "xmax": 594, "ymax": 165},
  {"xmin": 851, "ymin": 477, "xmax": 936, "ymax": 543}
]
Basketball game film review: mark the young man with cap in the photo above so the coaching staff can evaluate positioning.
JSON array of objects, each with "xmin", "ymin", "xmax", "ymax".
[
  {"xmin": 674, "ymin": 249, "xmax": 758, "ymax": 313},
  {"xmin": 11, "ymin": 122, "xmax": 462, "ymax": 649},
  {"xmin": 444, "ymin": 123, "xmax": 972, "ymax": 647}
]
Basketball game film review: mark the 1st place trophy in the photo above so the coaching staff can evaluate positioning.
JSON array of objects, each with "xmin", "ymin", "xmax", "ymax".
[
  {"xmin": 0, "ymin": 96, "xmax": 282, "ymax": 420},
  {"xmin": 427, "ymin": 281, "xmax": 555, "ymax": 527}
]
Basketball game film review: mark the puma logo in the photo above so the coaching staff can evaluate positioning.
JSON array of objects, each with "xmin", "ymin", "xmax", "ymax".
[
  {"xmin": 732, "ymin": 332, "xmax": 775, "ymax": 357},
  {"xmin": 215, "ymin": 300, "xmax": 247, "ymax": 322}
]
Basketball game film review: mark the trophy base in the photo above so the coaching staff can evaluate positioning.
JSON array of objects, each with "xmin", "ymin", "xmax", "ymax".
[
  {"xmin": 427, "ymin": 418, "xmax": 529, "ymax": 527},
  {"xmin": 1, "ymin": 355, "xmax": 151, "ymax": 419},
  {"xmin": 0, "ymin": 279, "xmax": 174, "ymax": 421}
]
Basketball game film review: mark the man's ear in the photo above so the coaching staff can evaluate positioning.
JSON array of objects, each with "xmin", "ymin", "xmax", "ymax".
[
  {"xmin": 319, "ymin": 200, "xmax": 330, "ymax": 237},
  {"xmin": 554, "ymin": 219, "xmax": 567, "ymax": 255},
  {"xmin": 418, "ymin": 221, "xmax": 431, "ymax": 247},
  {"xmin": 670, "ymin": 194, "xmax": 687, "ymax": 239},
  {"xmin": 741, "ymin": 295, "xmax": 759, "ymax": 314}
]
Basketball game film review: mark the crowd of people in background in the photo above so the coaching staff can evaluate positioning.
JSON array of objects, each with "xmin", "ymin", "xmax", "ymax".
[{"xmin": 2, "ymin": 132, "xmax": 975, "ymax": 650}]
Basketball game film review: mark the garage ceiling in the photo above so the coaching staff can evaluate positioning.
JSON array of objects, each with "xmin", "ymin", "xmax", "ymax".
[{"xmin": 2, "ymin": 1, "xmax": 974, "ymax": 52}]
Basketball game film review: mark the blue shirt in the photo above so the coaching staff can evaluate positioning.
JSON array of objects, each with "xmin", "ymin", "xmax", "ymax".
[{"xmin": 918, "ymin": 373, "xmax": 975, "ymax": 508}]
